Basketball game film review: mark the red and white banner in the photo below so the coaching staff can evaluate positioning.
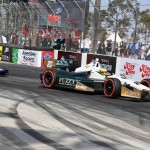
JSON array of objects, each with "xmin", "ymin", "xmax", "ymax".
[
  {"xmin": 18, "ymin": 49, "xmax": 41, "ymax": 67},
  {"xmin": 116, "ymin": 57, "xmax": 150, "ymax": 81}
]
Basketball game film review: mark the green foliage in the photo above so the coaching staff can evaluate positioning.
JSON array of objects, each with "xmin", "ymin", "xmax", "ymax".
[{"xmin": 99, "ymin": 0, "xmax": 150, "ymax": 41}]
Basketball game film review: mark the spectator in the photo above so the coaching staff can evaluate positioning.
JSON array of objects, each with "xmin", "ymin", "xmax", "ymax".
[
  {"xmin": 145, "ymin": 46, "xmax": 150, "ymax": 61},
  {"xmin": 83, "ymin": 37, "xmax": 91, "ymax": 53},
  {"xmin": 41, "ymin": 36, "xmax": 48, "ymax": 47},
  {"xmin": 52, "ymin": 34, "xmax": 57, "ymax": 49},
  {"xmin": 36, "ymin": 34, "xmax": 41, "ymax": 47},
  {"xmin": 56, "ymin": 35, "xmax": 61, "ymax": 50},
  {"xmin": 134, "ymin": 41, "xmax": 141, "ymax": 59},
  {"xmin": 47, "ymin": 35, "xmax": 52, "ymax": 48},
  {"xmin": 128, "ymin": 41, "xmax": 135, "ymax": 59},
  {"xmin": 112, "ymin": 43, "xmax": 119, "ymax": 56},
  {"xmin": 128, "ymin": 40, "xmax": 141, "ymax": 59},
  {"xmin": 106, "ymin": 40, "xmax": 112, "ymax": 55},
  {"xmin": 66, "ymin": 34, "xmax": 73, "ymax": 51},
  {"xmin": 97, "ymin": 43, "xmax": 106, "ymax": 54},
  {"xmin": 123, "ymin": 48, "xmax": 129, "ymax": 58},
  {"xmin": 60, "ymin": 34, "xmax": 65, "ymax": 49},
  {"xmin": 120, "ymin": 41, "xmax": 126, "ymax": 57}
]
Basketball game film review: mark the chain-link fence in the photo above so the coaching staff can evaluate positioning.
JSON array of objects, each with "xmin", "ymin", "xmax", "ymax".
[{"xmin": 0, "ymin": 1, "xmax": 85, "ymax": 51}]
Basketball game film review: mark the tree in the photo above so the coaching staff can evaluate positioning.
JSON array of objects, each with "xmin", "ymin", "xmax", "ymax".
[{"xmin": 90, "ymin": 0, "xmax": 101, "ymax": 53}]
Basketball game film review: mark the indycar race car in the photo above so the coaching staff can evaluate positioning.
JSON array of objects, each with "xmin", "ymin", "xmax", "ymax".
[
  {"xmin": 40, "ymin": 58, "xmax": 150, "ymax": 99},
  {"xmin": 0, "ymin": 68, "xmax": 8, "ymax": 76}
]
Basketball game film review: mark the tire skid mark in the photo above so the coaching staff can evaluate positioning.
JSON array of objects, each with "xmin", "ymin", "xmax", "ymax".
[
  {"xmin": 0, "ymin": 126, "xmax": 34, "ymax": 150},
  {"xmin": 34, "ymin": 99, "xmax": 120, "ymax": 150},
  {"xmin": 12, "ymin": 95, "xmax": 72, "ymax": 150},
  {"xmin": 46, "ymin": 93, "xmax": 150, "ymax": 133},
  {"xmin": 35, "ymin": 95, "xmax": 150, "ymax": 148},
  {"xmin": 48, "ymin": 97, "xmax": 150, "ymax": 143},
  {"xmin": 0, "ymin": 90, "xmax": 71, "ymax": 150}
]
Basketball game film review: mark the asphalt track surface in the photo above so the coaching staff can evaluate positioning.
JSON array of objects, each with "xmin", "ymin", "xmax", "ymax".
[{"xmin": 0, "ymin": 62, "xmax": 150, "ymax": 150}]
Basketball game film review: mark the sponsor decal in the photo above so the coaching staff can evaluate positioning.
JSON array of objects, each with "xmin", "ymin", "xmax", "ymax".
[
  {"xmin": 58, "ymin": 51, "xmax": 81, "ymax": 67},
  {"xmin": 4, "ymin": 47, "xmax": 9, "ymax": 53},
  {"xmin": 47, "ymin": 60, "xmax": 53, "ymax": 68},
  {"xmin": 18, "ymin": 49, "xmax": 41, "ymax": 67},
  {"xmin": 41, "ymin": 51, "xmax": 54, "ymax": 68},
  {"xmin": 22, "ymin": 50, "xmax": 36, "ymax": 63},
  {"xmin": 124, "ymin": 62, "xmax": 135, "ymax": 75},
  {"xmin": 12, "ymin": 48, "xmax": 18, "ymax": 63},
  {"xmin": 75, "ymin": 81, "xmax": 94, "ymax": 92},
  {"xmin": 121, "ymin": 86, "xmax": 141, "ymax": 99},
  {"xmin": 101, "ymin": 58, "xmax": 109, "ymax": 63},
  {"xmin": 139, "ymin": 64, "xmax": 150, "ymax": 78},
  {"xmin": 59, "ymin": 78, "xmax": 75, "ymax": 86},
  {"xmin": 87, "ymin": 54, "xmax": 117, "ymax": 74},
  {"xmin": 43, "ymin": 52, "xmax": 52, "ymax": 59},
  {"xmin": 2, "ymin": 46, "xmax": 12, "ymax": 61},
  {"xmin": 22, "ymin": 51, "xmax": 36, "ymax": 56},
  {"xmin": 101, "ymin": 64, "xmax": 112, "ymax": 71},
  {"xmin": 56, "ymin": 60, "xmax": 69, "ymax": 66},
  {"xmin": 0, "ymin": 46, "xmax": 2, "ymax": 60}
]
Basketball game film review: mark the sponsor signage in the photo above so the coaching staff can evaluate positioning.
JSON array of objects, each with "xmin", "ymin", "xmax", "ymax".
[
  {"xmin": 18, "ymin": 49, "xmax": 41, "ymax": 67},
  {"xmin": 121, "ymin": 86, "xmax": 141, "ymax": 99},
  {"xmin": 139, "ymin": 64, "xmax": 150, "ymax": 78},
  {"xmin": 0, "ymin": 46, "xmax": 2, "ymax": 60},
  {"xmin": 87, "ymin": 54, "xmax": 117, "ymax": 74},
  {"xmin": 12, "ymin": 48, "xmax": 19, "ymax": 64},
  {"xmin": 2, "ymin": 46, "xmax": 12, "ymax": 62},
  {"xmin": 41, "ymin": 51, "xmax": 54, "ymax": 68},
  {"xmin": 116, "ymin": 57, "xmax": 150, "ymax": 81},
  {"xmin": 59, "ymin": 78, "xmax": 76, "ymax": 86},
  {"xmin": 58, "ymin": 51, "xmax": 82, "ymax": 68}
]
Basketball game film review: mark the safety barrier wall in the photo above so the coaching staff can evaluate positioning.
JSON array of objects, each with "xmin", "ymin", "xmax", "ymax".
[
  {"xmin": 0, "ymin": 45, "xmax": 150, "ymax": 81},
  {"xmin": 116, "ymin": 57, "xmax": 150, "ymax": 81}
]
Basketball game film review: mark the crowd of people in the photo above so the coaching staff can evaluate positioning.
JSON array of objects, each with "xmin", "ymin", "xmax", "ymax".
[
  {"xmin": 3, "ymin": 31, "xmax": 150, "ymax": 61},
  {"xmin": 97, "ymin": 40, "xmax": 150, "ymax": 61}
]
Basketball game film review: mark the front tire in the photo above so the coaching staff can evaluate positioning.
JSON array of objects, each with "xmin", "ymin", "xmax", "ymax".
[
  {"xmin": 140, "ymin": 79, "xmax": 150, "ymax": 88},
  {"xmin": 42, "ymin": 69, "xmax": 56, "ymax": 88},
  {"xmin": 104, "ymin": 78, "xmax": 121, "ymax": 98}
]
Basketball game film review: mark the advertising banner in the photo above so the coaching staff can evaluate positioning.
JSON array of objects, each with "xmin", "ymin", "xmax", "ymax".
[
  {"xmin": 2, "ymin": 46, "xmax": 12, "ymax": 62},
  {"xmin": 87, "ymin": 54, "xmax": 117, "ymax": 74},
  {"xmin": 41, "ymin": 51, "xmax": 54, "ymax": 68},
  {"xmin": 12, "ymin": 48, "xmax": 19, "ymax": 64},
  {"xmin": 58, "ymin": 51, "xmax": 82, "ymax": 68},
  {"xmin": 0, "ymin": 46, "xmax": 2, "ymax": 61},
  {"xmin": 18, "ymin": 49, "xmax": 42, "ymax": 67},
  {"xmin": 116, "ymin": 57, "xmax": 150, "ymax": 81}
]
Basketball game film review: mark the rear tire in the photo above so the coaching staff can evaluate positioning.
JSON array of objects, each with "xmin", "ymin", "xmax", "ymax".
[
  {"xmin": 42, "ymin": 69, "xmax": 56, "ymax": 88},
  {"xmin": 104, "ymin": 78, "xmax": 121, "ymax": 98},
  {"xmin": 140, "ymin": 79, "xmax": 150, "ymax": 88}
]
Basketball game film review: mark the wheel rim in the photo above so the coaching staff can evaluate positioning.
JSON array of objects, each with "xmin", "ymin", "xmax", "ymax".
[
  {"xmin": 43, "ymin": 70, "xmax": 54, "ymax": 88},
  {"xmin": 104, "ymin": 79, "xmax": 115, "ymax": 97},
  {"xmin": 44, "ymin": 72, "xmax": 53, "ymax": 85}
]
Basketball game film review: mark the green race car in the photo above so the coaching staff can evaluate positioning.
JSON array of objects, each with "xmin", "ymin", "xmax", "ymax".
[{"xmin": 40, "ymin": 58, "xmax": 150, "ymax": 99}]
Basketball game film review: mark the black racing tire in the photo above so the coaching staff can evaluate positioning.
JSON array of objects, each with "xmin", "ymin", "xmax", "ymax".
[
  {"xmin": 140, "ymin": 78, "xmax": 150, "ymax": 88},
  {"xmin": 104, "ymin": 78, "xmax": 121, "ymax": 98},
  {"xmin": 42, "ymin": 69, "xmax": 56, "ymax": 88}
]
